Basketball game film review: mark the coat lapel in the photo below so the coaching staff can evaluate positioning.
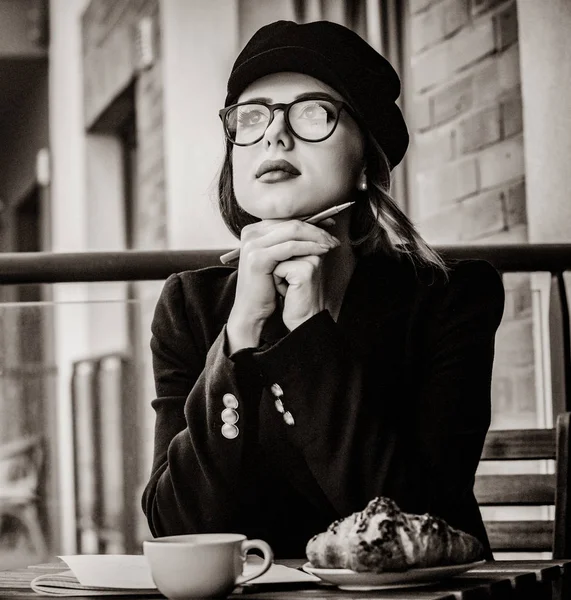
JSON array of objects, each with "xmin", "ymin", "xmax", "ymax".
[{"xmin": 336, "ymin": 252, "xmax": 418, "ymax": 359}]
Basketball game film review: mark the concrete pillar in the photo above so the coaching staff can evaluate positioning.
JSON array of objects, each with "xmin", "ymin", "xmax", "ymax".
[
  {"xmin": 517, "ymin": 0, "xmax": 571, "ymax": 427},
  {"xmin": 517, "ymin": 0, "xmax": 571, "ymax": 244},
  {"xmin": 161, "ymin": 0, "xmax": 239, "ymax": 250},
  {"xmin": 49, "ymin": 0, "xmax": 91, "ymax": 555}
]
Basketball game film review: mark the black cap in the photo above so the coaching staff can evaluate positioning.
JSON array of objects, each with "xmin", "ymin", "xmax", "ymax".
[{"xmin": 225, "ymin": 20, "xmax": 409, "ymax": 169}]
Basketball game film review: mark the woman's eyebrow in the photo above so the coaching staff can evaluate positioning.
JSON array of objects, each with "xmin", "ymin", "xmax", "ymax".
[
  {"xmin": 294, "ymin": 91, "xmax": 339, "ymax": 101},
  {"xmin": 240, "ymin": 92, "xmax": 340, "ymax": 104},
  {"xmin": 242, "ymin": 96, "xmax": 271, "ymax": 103}
]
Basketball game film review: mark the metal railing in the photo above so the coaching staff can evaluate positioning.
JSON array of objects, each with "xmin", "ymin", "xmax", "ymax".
[{"xmin": 1, "ymin": 244, "xmax": 571, "ymax": 282}]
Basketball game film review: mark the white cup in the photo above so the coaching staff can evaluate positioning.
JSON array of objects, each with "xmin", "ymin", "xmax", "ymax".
[{"xmin": 143, "ymin": 533, "xmax": 273, "ymax": 599}]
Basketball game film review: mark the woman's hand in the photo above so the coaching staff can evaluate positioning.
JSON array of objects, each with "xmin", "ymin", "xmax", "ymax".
[
  {"xmin": 226, "ymin": 219, "xmax": 340, "ymax": 352},
  {"xmin": 273, "ymin": 255, "xmax": 325, "ymax": 332}
]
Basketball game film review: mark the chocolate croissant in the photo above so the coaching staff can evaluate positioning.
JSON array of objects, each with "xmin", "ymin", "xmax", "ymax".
[{"xmin": 306, "ymin": 497, "xmax": 484, "ymax": 572}]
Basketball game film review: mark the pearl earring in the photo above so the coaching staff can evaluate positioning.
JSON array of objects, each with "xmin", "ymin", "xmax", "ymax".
[{"xmin": 358, "ymin": 179, "xmax": 368, "ymax": 192}]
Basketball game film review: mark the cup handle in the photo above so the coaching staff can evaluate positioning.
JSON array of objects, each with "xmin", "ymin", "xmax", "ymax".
[{"xmin": 235, "ymin": 539, "xmax": 274, "ymax": 585}]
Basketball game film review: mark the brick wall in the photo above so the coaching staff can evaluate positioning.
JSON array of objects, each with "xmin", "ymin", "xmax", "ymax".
[
  {"xmin": 133, "ymin": 3, "xmax": 166, "ymax": 250},
  {"xmin": 408, "ymin": 0, "xmax": 524, "ymax": 242},
  {"xmin": 405, "ymin": 0, "xmax": 535, "ymax": 428}
]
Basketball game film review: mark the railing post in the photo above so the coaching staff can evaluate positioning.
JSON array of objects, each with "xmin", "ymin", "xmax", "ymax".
[
  {"xmin": 71, "ymin": 360, "xmax": 103, "ymax": 554},
  {"xmin": 549, "ymin": 273, "xmax": 571, "ymax": 416},
  {"xmin": 553, "ymin": 412, "xmax": 570, "ymax": 559}
]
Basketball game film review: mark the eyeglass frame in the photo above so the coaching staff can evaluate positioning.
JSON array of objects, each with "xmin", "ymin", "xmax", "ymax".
[{"xmin": 218, "ymin": 96, "xmax": 355, "ymax": 146}]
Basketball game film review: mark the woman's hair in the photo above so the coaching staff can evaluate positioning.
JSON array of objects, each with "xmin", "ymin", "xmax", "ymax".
[
  {"xmin": 349, "ymin": 133, "xmax": 449, "ymax": 275},
  {"xmin": 217, "ymin": 133, "xmax": 448, "ymax": 276}
]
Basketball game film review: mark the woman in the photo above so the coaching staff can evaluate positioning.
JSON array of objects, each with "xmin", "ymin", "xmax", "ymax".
[{"xmin": 142, "ymin": 20, "xmax": 504, "ymax": 559}]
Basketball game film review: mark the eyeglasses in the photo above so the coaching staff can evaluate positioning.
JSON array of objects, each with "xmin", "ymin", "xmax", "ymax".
[{"xmin": 219, "ymin": 97, "xmax": 352, "ymax": 146}]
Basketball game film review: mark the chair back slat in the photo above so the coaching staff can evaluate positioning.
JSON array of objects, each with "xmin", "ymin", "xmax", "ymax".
[
  {"xmin": 475, "ymin": 474, "xmax": 556, "ymax": 505},
  {"xmin": 477, "ymin": 413, "xmax": 570, "ymax": 558},
  {"xmin": 481, "ymin": 429, "xmax": 556, "ymax": 460},
  {"xmin": 484, "ymin": 521, "xmax": 553, "ymax": 551}
]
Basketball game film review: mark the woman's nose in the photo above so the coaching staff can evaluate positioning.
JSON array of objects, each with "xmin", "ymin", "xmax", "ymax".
[{"xmin": 263, "ymin": 109, "xmax": 294, "ymax": 149}]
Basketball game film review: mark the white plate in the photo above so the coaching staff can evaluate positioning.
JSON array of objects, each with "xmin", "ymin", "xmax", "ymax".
[{"xmin": 302, "ymin": 560, "xmax": 486, "ymax": 590}]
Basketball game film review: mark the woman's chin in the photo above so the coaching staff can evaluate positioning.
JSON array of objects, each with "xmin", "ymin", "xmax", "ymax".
[{"xmin": 240, "ymin": 198, "xmax": 305, "ymax": 221}]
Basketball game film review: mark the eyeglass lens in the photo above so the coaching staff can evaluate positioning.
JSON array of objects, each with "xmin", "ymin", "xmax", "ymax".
[{"xmin": 225, "ymin": 100, "xmax": 339, "ymax": 145}]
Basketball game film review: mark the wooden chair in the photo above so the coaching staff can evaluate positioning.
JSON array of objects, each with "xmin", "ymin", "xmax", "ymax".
[
  {"xmin": 0, "ymin": 434, "xmax": 48, "ymax": 561},
  {"xmin": 475, "ymin": 412, "xmax": 571, "ymax": 558}
]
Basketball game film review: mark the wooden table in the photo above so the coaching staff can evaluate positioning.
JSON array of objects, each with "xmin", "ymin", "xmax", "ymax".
[{"xmin": 0, "ymin": 559, "xmax": 569, "ymax": 600}]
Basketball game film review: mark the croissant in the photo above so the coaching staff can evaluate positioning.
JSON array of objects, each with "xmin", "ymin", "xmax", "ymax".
[{"xmin": 306, "ymin": 497, "xmax": 484, "ymax": 572}]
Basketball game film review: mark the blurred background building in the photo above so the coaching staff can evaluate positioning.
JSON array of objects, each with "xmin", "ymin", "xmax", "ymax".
[{"xmin": 0, "ymin": 0, "xmax": 570, "ymax": 566}]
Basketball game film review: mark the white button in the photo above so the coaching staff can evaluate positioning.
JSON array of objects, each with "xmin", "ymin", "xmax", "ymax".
[
  {"xmin": 221, "ymin": 423, "xmax": 239, "ymax": 439},
  {"xmin": 223, "ymin": 393, "xmax": 238, "ymax": 408},
  {"xmin": 274, "ymin": 399, "xmax": 285, "ymax": 414},
  {"xmin": 283, "ymin": 411, "xmax": 295, "ymax": 426},
  {"xmin": 221, "ymin": 408, "xmax": 239, "ymax": 425},
  {"xmin": 270, "ymin": 383, "xmax": 283, "ymax": 397}
]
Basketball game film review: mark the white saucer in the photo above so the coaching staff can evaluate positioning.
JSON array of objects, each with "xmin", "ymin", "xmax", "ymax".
[{"xmin": 302, "ymin": 560, "xmax": 486, "ymax": 590}]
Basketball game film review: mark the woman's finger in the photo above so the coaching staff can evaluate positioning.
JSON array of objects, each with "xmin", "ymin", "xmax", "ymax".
[
  {"xmin": 247, "ymin": 240, "xmax": 336, "ymax": 271},
  {"xmin": 272, "ymin": 254, "xmax": 320, "ymax": 296},
  {"xmin": 273, "ymin": 255, "xmax": 321, "ymax": 283},
  {"xmin": 273, "ymin": 272, "xmax": 288, "ymax": 297},
  {"xmin": 246, "ymin": 220, "xmax": 340, "ymax": 251}
]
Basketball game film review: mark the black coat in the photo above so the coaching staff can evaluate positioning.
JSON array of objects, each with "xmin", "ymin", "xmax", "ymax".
[{"xmin": 142, "ymin": 253, "xmax": 505, "ymax": 559}]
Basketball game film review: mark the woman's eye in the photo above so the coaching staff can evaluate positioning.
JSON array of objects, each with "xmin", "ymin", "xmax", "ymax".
[
  {"xmin": 237, "ymin": 109, "xmax": 266, "ymax": 127},
  {"xmin": 298, "ymin": 102, "xmax": 334, "ymax": 122},
  {"xmin": 301, "ymin": 104, "xmax": 326, "ymax": 119}
]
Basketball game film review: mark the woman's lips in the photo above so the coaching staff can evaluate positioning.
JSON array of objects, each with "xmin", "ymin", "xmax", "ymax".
[
  {"xmin": 257, "ymin": 170, "xmax": 300, "ymax": 183},
  {"xmin": 256, "ymin": 159, "xmax": 301, "ymax": 182}
]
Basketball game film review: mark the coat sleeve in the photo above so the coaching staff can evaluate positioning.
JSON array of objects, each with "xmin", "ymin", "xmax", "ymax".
[
  {"xmin": 409, "ymin": 261, "xmax": 505, "ymax": 537},
  {"xmin": 141, "ymin": 273, "xmax": 262, "ymax": 537},
  {"xmin": 248, "ymin": 261, "xmax": 505, "ymax": 524}
]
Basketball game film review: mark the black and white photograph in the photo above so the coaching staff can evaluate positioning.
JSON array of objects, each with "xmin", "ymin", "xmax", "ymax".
[{"xmin": 0, "ymin": 1, "xmax": 569, "ymax": 599}]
